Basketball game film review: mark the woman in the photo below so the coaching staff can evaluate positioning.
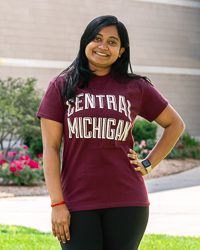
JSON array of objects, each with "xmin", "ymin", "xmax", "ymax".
[{"xmin": 37, "ymin": 15, "xmax": 185, "ymax": 250}]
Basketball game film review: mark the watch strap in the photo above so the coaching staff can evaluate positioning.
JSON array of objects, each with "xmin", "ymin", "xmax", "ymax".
[{"xmin": 145, "ymin": 166, "xmax": 152, "ymax": 174}]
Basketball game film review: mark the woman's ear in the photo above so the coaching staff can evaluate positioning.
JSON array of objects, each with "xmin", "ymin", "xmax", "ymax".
[{"xmin": 119, "ymin": 47, "xmax": 125, "ymax": 58}]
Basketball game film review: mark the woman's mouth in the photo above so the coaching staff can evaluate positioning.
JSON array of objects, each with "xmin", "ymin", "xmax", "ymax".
[{"xmin": 94, "ymin": 51, "xmax": 109, "ymax": 57}]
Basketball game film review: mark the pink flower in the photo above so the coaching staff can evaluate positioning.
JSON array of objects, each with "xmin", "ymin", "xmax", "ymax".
[
  {"xmin": 10, "ymin": 160, "xmax": 23, "ymax": 169},
  {"xmin": 15, "ymin": 173, "xmax": 20, "ymax": 176},
  {"xmin": 23, "ymin": 145, "xmax": 28, "ymax": 150},
  {"xmin": 38, "ymin": 153, "xmax": 43, "ymax": 158},
  {"xmin": 141, "ymin": 149, "xmax": 148, "ymax": 154},
  {"xmin": 139, "ymin": 144, "xmax": 143, "ymax": 148},
  {"xmin": 18, "ymin": 145, "xmax": 21, "ymax": 148},
  {"xmin": 28, "ymin": 160, "xmax": 40, "ymax": 169},
  {"xmin": 9, "ymin": 167, "xmax": 17, "ymax": 172},
  {"xmin": 24, "ymin": 155, "xmax": 30, "ymax": 161},
  {"xmin": 20, "ymin": 152, "xmax": 25, "ymax": 156},
  {"xmin": 0, "ymin": 154, "xmax": 3, "ymax": 159},
  {"xmin": 0, "ymin": 159, "xmax": 7, "ymax": 165},
  {"xmin": 10, "ymin": 161, "xmax": 16, "ymax": 167},
  {"xmin": 19, "ymin": 155, "xmax": 30, "ymax": 161},
  {"xmin": 17, "ymin": 165, "xmax": 23, "ymax": 171},
  {"xmin": 140, "ymin": 140, "xmax": 146, "ymax": 147},
  {"xmin": 8, "ymin": 151, "xmax": 17, "ymax": 157}
]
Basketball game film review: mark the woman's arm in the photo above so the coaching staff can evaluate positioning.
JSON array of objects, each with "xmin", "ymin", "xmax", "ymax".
[
  {"xmin": 41, "ymin": 118, "xmax": 71, "ymax": 243},
  {"xmin": 129, "ymin": 104, "xmax": 185, "ymax": 175}
]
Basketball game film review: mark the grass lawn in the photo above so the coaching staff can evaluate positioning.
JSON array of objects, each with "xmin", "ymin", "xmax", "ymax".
[
  {"xmin": 0, "ymin": 224, "xmax": 200, "ymax": 250},
  {"xmin": 139, "ymin": 234, "xmax": 200, "ymax": 250},
  {"xmin": 0, "ymin": 225, "xmax": 60, "ymax": 250}
]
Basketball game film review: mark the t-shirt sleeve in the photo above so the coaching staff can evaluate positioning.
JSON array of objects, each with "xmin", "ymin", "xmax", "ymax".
[
  {"xmin": 138, "ymin": 79, "xmax": 168, "ymax": 122},
  {"xmin": 36, "ymin": 76, "xmax": 65, "ymax": 124}
]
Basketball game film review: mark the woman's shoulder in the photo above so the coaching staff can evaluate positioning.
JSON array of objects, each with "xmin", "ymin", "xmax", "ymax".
[
  {"xmin": 51, "ymin": 73, "xmax": 67, "ymax": 85},
  {"xmin": 126, "ymin": 75, "xmax": 151, "ymax": 88},
  {"xmin": 49, "ymin": 72, "xmax": 70, "ymax": 92}
]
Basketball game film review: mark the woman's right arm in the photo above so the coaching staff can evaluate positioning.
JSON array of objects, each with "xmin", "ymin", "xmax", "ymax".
[{"xmin": 41, "ymin": 117, "xmax": 71, "ymax": 243}]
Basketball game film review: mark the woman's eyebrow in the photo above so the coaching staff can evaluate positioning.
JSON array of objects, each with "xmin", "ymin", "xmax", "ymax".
[
  {"xmin": 110, "ymin": 36, "xmax": 119, "ymax": 41},
  {"xmin": 97, "ymin": 33, "xmax": 119, "ymax": 41}
]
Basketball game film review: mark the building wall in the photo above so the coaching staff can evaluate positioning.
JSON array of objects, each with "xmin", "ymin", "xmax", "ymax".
[{"xmin": 0, "ymin": 0, "xmax": 200, "ymax": 137}]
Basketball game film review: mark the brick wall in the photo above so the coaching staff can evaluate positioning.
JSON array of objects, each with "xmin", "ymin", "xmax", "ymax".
[{"xmin": 0, "ymin": 0, "xmax": 199, "ymax": 136}]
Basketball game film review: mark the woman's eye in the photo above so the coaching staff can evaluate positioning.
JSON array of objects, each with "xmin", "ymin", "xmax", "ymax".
[
  {"xmin": 94, "ymin": 37, "xmax": 101, "ymax": 41},
  {"xmin": 109, "ymin": 41, "xmax": 116, "ymax": 45}
]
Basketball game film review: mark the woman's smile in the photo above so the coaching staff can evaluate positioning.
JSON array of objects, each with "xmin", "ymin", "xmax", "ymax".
[{"xmin": 94, "ymin": 51, "xmax": 110, "ymax": 57}]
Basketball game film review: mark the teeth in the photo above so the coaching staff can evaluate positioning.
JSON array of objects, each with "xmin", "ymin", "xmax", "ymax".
[{"xmin": 95, "ymin": 52, "xmax": 108, "ymax": 56}]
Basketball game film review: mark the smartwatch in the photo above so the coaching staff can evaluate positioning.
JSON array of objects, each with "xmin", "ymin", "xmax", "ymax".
[{"xmin": 141, "ymin": 159, "xmax": 152, "ymax": 174}]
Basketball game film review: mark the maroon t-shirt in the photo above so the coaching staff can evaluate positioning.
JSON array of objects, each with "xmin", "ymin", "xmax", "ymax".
[{"xmin": 37, "ymin": 72, "xmax": 168, "ymax": 212}]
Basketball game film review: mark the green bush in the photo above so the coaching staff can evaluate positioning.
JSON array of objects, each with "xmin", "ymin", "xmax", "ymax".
[
  {"xmin": 132, "ymin": 119, "xmax": 158, "ymax": 143},
  {"xmin": 134, "ymin": 139, "xmax": 157, "ymax": 159},
  {"xmin": 134, "ymin": 131, "xmax": 200, "ymax": 160},
  {"xmin": 24, "ymin": 135, "xmax": 43, "ymax": 159},
  {"xmin": 166, "ymin": 133, "xmax": 200, "ymax": 159},
  {"xmin": 182, "ymin": 132, "xmax": 199, "ymax": 147},
  {"xmin": 0, "ymin": 77, "xmax": 44, "ymax": 155}
]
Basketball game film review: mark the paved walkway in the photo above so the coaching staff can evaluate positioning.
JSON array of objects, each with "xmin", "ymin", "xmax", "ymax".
[
  {"xmin": 145, "ymin": 167, "xmax": 200, "ymax": 237},
  {"xmin": 0, "ymin": 167, "xmax": 200, "ymax": 237}
]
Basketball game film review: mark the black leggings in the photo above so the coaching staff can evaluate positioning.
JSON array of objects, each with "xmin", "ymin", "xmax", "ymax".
[{"xmin": 60, "ymin": 206, "xmax": 149, "ymax": 250}]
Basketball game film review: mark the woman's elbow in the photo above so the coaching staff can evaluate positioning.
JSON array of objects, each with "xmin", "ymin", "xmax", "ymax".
[
  {"xmin": 43, "ymin": 145, "xmax": 60, "ymax": 155},
  {"xmin": 176, "ymin": 117, "xmax": 186, "ymax": 135}
]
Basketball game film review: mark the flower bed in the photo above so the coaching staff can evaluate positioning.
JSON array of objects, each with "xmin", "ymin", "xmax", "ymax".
[
  {"xmin": 134, "ymin": 133, "xmax": 200, "ymax": 160},
  {"xmin": 0, "ymin": 145, "xmax": 43, "ymax": 186}
]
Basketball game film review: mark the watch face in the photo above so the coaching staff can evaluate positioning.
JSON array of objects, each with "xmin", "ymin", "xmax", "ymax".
[{"xmin": 142, "ymin": 159, "xmax": 151, "ymax": 168}]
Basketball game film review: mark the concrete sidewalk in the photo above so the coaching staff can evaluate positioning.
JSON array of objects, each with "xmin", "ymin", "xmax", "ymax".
[
  {"xmin": 145, "ymin": 185, "xmax": 200, "ymax": 237},
  {"xmin": 144, "ymin": 166, "xmax": 200, "ymax": 237},
  {"xmin": 0, "ymin": 167, "xmax": 200, "ymax": 237},
  {"xmin": 145, "ymin": 166, "xmax": 200, "ymax": 193}
]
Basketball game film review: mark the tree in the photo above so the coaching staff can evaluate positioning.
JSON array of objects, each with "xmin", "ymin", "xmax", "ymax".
[{"xmin": 0, "ymin": 77, "xmax": 44, "ymax": 156}]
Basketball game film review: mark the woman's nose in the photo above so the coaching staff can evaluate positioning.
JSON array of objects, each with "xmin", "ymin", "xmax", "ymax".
[{"xmin": 98, "ymin": 43, "xmax": 108, "ymax": 50}]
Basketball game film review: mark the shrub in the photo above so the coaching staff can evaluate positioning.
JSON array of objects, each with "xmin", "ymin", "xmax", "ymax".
[
  {"xmin": 182, "ymin": 132, "xmax": 199, "ymax": 147},
  {"xmin": 0, "ymin": 145, "xmax": 44, "ymax": 186},
  {"xmin": 166, "ymin": 133, "xmax": 200, "ymax": 159},
  {"xmin": 134, "ymin": 139, "xmax": 157, "ymax": 159},
  {"xmin": 24, "ymin": 135, "xmax": 43, "ymax": 159},
  {"xmin": 134, "ymin": 132, "xmax": 200, "ymax": 160},
  {"xmin": 132, "ymin": 119, "xmax": 158, "ymax": 143},
  {"xmin": 0, "ymin": 77, "xmax": 44, "ymax": 155}
]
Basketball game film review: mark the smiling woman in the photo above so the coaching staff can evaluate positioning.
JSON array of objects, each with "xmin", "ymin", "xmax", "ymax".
[
  {"xmin": 36, "ymin": 15, "xmax": 185, "ymax": 250},
  {"xmin": 85, "ymin": 26, "xmax": 125, "ymax": 75},
  {"xmin": 60, "ymin": 15, "xmax": 150, "ymax": 103}
]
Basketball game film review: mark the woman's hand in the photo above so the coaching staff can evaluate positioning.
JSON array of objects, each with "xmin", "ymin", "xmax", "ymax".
[
  {"xmin": 128, "ymin": 149, "xmax": 147, "ymax": 176},
  {"xmin": 51, "ymin": 204, "xmax": 71, "ymax": 243}
]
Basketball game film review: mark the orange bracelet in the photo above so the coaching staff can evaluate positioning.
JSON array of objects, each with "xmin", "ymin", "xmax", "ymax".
[{"xmin": 51, "ymin": 201, "xmax": 66, "ymax": 207}]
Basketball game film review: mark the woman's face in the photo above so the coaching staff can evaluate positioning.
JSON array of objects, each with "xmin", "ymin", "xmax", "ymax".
[{"xmin": 85, "ymin": 25, "xmax": 125, "ymax": 75}]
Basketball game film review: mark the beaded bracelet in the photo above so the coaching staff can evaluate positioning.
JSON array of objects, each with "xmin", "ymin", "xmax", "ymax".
[{"xmin": 51, "ymin": 201, "xmax": 66, "ymax": 207}]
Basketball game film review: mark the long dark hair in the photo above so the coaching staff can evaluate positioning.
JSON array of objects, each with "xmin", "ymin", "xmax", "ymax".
[{"xmin": 58, "ymin": 15, "xmax": 151, "ymax": 102}]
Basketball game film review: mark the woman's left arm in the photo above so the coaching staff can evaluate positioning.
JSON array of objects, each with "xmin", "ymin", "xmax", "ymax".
[{"xmin": 129, "ymin": 104, "xmax": 185, "ymax": 175}]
